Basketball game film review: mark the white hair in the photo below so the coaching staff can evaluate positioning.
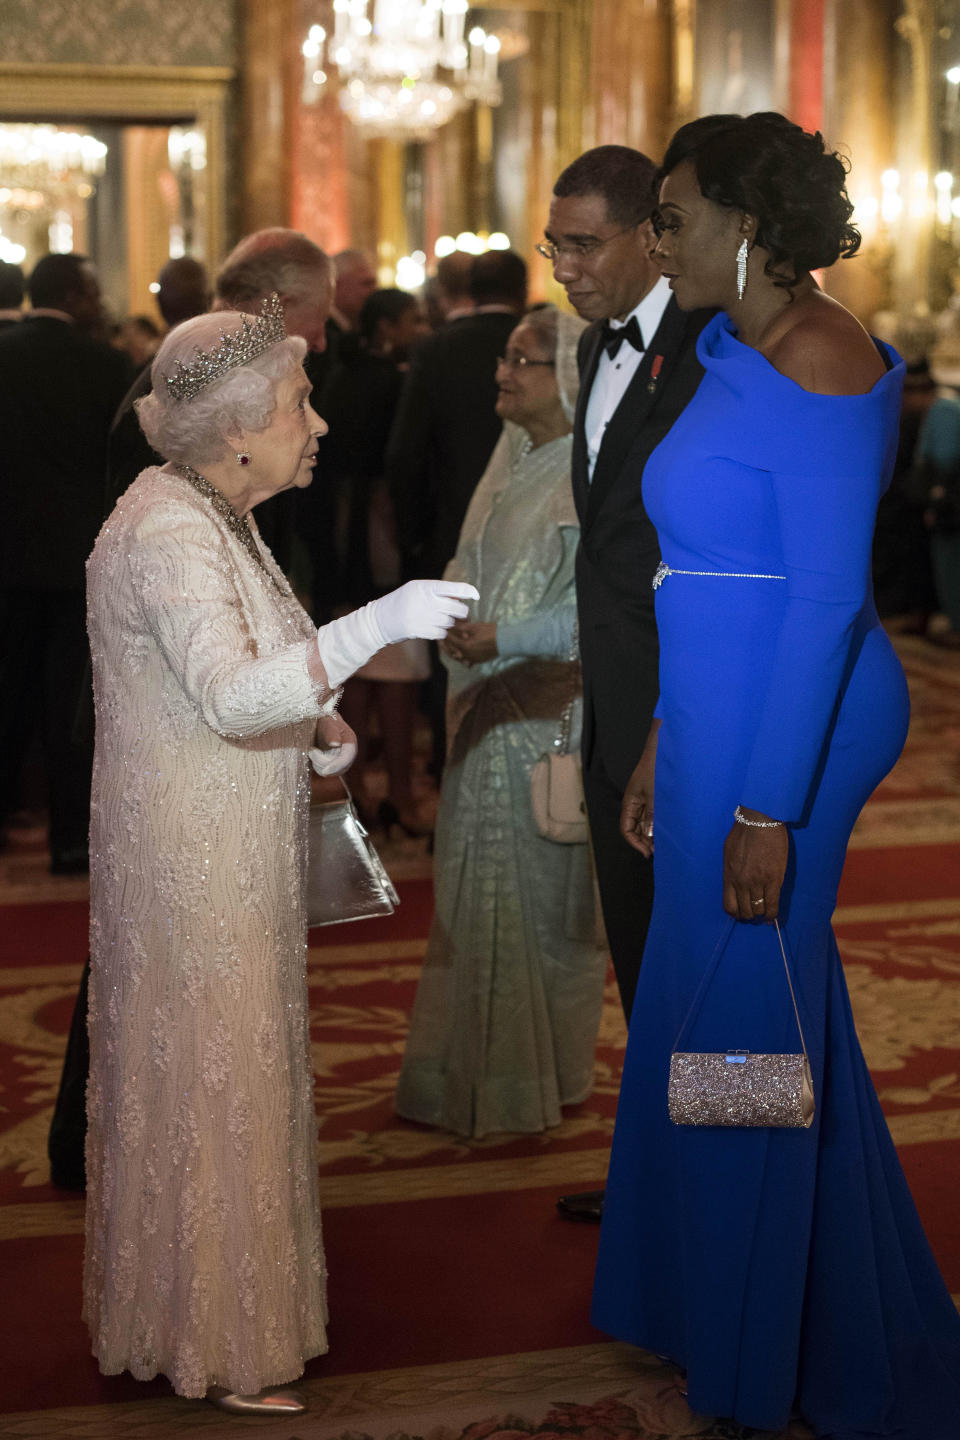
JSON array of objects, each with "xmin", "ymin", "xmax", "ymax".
[{"xmin": 136, "ymin": 311, "xmax": 308, "ymax": 466}]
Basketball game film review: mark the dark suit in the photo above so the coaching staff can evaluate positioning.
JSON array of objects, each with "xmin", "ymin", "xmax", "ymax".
[
  {"xmin": 104, "ymin": 364, "xmax": 157, "ymax": 514},
  {"xmin": 386, "ymin": 309, "xmax": 521, "ymax": 577},
  {"xmin": 0, "ymin": 315, "xmax": 130, "ymax": 863},
  {"xmin": 295, "ymin": 341, "xmax": 349, "ymax": 621},
  {"xmin": 574, "ymin": 298, "xmax": 712, "ymax": 1020}
]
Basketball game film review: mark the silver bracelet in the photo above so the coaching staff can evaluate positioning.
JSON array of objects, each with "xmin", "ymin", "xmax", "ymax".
[{"xmin": 734, "ymin": 805, "xmax": 783, "ymax": 829}]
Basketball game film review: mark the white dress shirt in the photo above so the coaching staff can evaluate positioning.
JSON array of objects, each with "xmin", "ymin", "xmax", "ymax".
[{"xmin": 584, "ymin": 275, "xmax": 672, "ymax": 482}]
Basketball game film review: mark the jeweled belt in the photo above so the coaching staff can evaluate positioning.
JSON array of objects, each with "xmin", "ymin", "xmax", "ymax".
[{"xmin": 652, "ymin": 560, "xmax": 787, "ymax": 590}]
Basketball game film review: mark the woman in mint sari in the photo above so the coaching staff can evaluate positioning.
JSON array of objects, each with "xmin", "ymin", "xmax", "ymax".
[{"xmin": 396, "ymin": 306, "xmax": 605, "ymax": 1138}]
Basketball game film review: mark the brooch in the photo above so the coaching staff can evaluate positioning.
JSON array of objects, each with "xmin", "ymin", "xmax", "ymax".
[{"xmin": 647, "ymin": 353, "xmax": 664, "ymax": 394}]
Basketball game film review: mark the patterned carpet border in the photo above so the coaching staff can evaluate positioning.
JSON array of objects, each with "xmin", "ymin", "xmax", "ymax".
[{"xmin": 0, "ymin": 1344, "xmax": 813, "ymax": 1440}]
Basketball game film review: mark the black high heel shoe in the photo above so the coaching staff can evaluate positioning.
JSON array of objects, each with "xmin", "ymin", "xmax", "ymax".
[{"xmin": 378, "ymin": 799, "xmax": 432, "ymax": 839}]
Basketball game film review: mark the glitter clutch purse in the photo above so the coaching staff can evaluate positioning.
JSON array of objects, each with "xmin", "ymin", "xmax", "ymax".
[
  {"xmin": 668, "ymin": 919, "xmax": 815, "ymax": 1129},
  {"xmin": 306, "ymin": 783, "xmax": 399, "ymax": 927}
]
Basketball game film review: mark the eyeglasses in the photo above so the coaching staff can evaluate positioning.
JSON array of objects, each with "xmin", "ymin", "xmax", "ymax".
[
  {"xmin": 496, "ymin": 354, "xmax": 555, "ymax": 371},
  {"xmin": 535, "ymin": 225, "xmax": 638, "ymax": 263}
]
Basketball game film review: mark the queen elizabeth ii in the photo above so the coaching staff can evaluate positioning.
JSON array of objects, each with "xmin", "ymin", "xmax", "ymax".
[{"xmin": 82, "ymin": 297, "xmax": 475, "ymax": 1413}]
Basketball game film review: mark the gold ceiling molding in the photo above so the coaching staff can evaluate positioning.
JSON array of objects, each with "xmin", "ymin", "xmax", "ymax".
[
  {"xmin": 0, "ymin": 63, "xmax": 233, "ymax": 83},
  {"xmin": 0, "ymin": 63, "xmax": 231, "ymax": 267}
]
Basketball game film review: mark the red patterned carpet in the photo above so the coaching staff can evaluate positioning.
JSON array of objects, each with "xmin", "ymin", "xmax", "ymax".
[{"xmin": 0, "ymin": 635, "xmax": 958, "ymax": 1439}]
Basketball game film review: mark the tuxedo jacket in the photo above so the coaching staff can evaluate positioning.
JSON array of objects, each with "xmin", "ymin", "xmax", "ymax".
[
  {"xmin": 386, "ymin": 309, "xmax": 521, "ymax": 576},
  {"xmin": 574, "ymin": 299, "xmax": 713, "ymax": 791},
  {"xmin": 0, "ymin": 316, "xmax": 131, "ymax": 591}
]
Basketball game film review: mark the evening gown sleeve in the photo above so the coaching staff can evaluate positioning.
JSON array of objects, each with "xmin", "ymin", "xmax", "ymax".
[
  {"xmin": 131, "ymin": 501, "xmax": 335, "ymax": 736},
  {"xmin": 591, "ymin": 314, "xmax": 960, "ymax": 1438}
]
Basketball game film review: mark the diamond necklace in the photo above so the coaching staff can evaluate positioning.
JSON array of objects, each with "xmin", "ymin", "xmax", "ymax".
[{"xmin": 174, "ymin": 463, "xmax": 276, "ymax": 582}]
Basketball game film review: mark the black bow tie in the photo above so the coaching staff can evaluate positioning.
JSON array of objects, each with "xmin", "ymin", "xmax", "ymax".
[{"xmin": 602, "ymin": 315, "xmax": 644, "ymax": 359}]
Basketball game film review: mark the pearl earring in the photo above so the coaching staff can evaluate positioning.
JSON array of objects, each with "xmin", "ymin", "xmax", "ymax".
[
  {"xmin": 736, "ymin": 238, "xmax": 749, "ymax": 300},
  {"xmin": 236, "ymin": 451, "xmax": 252, "ymax": 466}
]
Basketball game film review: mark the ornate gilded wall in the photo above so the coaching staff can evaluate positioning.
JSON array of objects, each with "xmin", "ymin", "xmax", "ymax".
[{"xmin": 0, "ymin": 0, "xmax": 237, "ymax": 68}]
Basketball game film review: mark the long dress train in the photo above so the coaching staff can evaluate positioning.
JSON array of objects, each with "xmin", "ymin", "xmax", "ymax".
[{"xmin": 592, "ymin": 315, "xmax": 960, "ymax": 1438}]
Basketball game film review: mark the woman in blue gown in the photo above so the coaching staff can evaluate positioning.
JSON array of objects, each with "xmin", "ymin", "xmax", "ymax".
[{"xmin": 591, "ymin": 113, "xmax": 960, "ymax": 1439}]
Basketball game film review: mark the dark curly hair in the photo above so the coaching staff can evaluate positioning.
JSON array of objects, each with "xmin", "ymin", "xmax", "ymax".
[{"xmin": 659, "ymin": 112, "xmax": 860, "ymax": 288}]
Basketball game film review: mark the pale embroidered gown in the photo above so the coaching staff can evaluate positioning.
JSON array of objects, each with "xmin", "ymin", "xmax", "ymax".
[{"xmin": 84, "ymin": 467, "xmax": 335, "ymax": 1397}]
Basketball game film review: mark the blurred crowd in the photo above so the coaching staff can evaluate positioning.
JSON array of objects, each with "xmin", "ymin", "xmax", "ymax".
[{"xmin": 874, "ymin": 354, "xmax": 960, "ymax": 647}]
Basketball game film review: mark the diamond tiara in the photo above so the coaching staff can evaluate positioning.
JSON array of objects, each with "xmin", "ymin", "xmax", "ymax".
[{"xmin": 163, "ymin": 292, "xmax": 288, "ymax": 403}]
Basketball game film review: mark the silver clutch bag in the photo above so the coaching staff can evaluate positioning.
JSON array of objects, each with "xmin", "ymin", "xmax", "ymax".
[
  {"xmin": 668, "ymin": 919, "xmax": 815, "ymax": 1129},
  {"xmin": 306, "ymin": 783, "xmax": 399, "ymax": 927}
]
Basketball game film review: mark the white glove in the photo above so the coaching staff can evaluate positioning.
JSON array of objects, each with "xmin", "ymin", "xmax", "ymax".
[
  {"xmin": 308, "ymin": 742, "xmax": 357, "ymax": 776},
  {"xmin": 371, "ymin": 580, "xmax": 479, "ymax": 644},
  {"xmin": 316, "ymin": 580, "xmax": 479, "ymax": 688},
  {"xmin": 309, "ymin": 714, "xmax": 358, "ymax": 776}
]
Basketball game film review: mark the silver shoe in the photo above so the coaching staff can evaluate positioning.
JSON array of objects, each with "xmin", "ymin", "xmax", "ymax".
[{"xmin": 206, "ymin": 1385, "xmax": 306, "ymax": 1415}]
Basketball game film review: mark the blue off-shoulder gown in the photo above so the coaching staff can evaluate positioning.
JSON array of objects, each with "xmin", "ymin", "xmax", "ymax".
[{"xmin": 591, "ymin": 314, "xmax": 960, "ymax": 1438}]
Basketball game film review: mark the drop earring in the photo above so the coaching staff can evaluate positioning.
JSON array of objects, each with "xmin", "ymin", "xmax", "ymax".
[
  {"xmin": 236, "ymin": 451, "xmax": 252, "ymax": 466},
  {"xmin": 736, "ymin": 238, "xmax": 749, "ymax": 300}
]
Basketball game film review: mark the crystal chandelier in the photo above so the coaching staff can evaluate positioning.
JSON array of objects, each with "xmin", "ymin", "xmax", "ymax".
[
  {"xmin": 0, "ymin": 125, "xmax": 108, "ymax": 196},
  {"xmin": 302, "ymin": 1, "xmax": 502, "ymax": 141}
]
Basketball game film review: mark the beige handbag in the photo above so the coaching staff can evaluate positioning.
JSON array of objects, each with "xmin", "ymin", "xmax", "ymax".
[
  {"xmin": 530, "ymin": 753, "xmax": 588, "ymax": 843},
  {"xmin": 668, "ymin": 919, "xmax": 815, "ymax": 1129},
  {"xmin": 306, "ymin": 781, "xmax": 399, "ymax": 927},
  {"xmin": 530, "ymin": 621, "xmax": 588, "ymax": 845}
]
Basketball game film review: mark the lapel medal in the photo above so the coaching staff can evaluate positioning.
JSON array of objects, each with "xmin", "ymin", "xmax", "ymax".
[{"xmin": 647, "ymin": 353, "xmax": 664, "ymax": 394}]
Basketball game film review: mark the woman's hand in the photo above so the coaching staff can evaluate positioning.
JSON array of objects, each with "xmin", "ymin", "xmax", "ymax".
[
  {"xmin": 442, "ymin": 621, "xmax": 498, "ymax": 666},
  {"xmin": 723, "ymin": 808, "xmax": 789, "ymax": 921},
  {"xmin": 309, "ymin": 713, "xmax": 358, "ymax": 776},
  {"xmin": 620, "ymin": 719, "xmax": 660, "ymax": 858},
  {"xmin": 372, "ymin": 580, "xmax": 479, "ymax": 643}
]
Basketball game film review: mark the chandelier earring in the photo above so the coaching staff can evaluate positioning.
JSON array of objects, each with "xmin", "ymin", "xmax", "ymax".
[
  {"xmin": 736, "ymin": 238, "xmax": 749, "ymax": 301},
  {"xmin": 236, "ymin": 451, "xmax": 252, "ymax": 466}
]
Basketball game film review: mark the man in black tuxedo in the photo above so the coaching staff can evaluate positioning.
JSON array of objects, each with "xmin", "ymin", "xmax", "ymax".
[
  {"xmin": 0, "ymin": 253, "xmax": 131, "ymax": 874},
  {"xmin": 305, "ymin": 249, "xmax": 376, "ymax": 401},
  {"xmin": 331, "ymin": 249, "xmax": 377, "ymax": 335},
  {"xmin": 386, "ymin": 248, "xmax": 527, "ymax": 771},
  {"xmin": 386, "ymin": 248, "xmax": 527, "ymax": 579},
  {"xmin": 214, "ymin": 229, "xmax": 334, "ymax": 593},
  {"xmin": 543, "ymin": 147, "xmax": 712, "ymax": 1222}
]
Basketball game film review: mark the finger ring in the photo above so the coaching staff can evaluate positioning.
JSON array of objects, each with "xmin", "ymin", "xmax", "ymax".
[{"xmin": 751, "ymin": 898, "xmax": 765, "ymax": 908}]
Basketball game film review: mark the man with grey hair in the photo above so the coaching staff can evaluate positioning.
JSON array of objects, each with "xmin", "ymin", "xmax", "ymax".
[
  {"xmin": 215, "ymin": 230, "xmax": 337, "ymax": 593},
  {"xmin": 330, "ymin": 248, "xmax": 377, "ymax": 336},
  {"xmin": 216, "ymin": 227, "xmax": 333, "ymax": 356}
]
